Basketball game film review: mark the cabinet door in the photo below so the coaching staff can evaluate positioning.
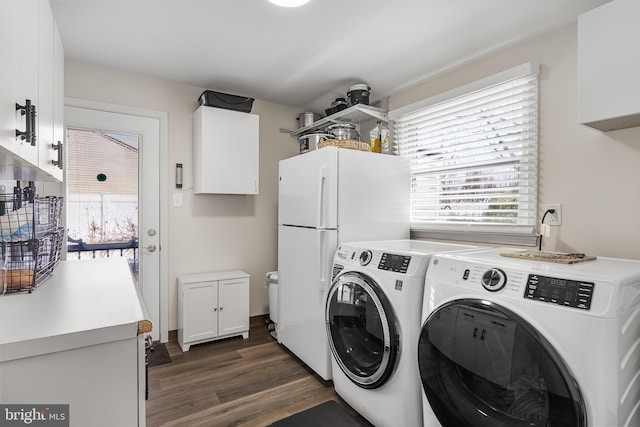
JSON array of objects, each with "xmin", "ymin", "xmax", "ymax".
[
  {"xmin": 0, "ymin": 0, "xmax": 38, "ymax": 164},
  {"xmin": 193, "ymin": 106, "xmax": 259, "ymax": 195},
  {"xmin": 218, "ymin": 278, "xmax": 249, "ymax": 336},
  {"xmin": 37, "ymin": 0, "xmax": 57, "ymax": 178},
  {"xmin": 16, "ymin": 1, "xmax": 39, "ymax": 166},
  {"xmin": 0, "ymin": 1, "xmax": 18, "ymax": 157},
  {"xmin": 183, "ymin": 281, "xmax": 219, "ymax": 342},
  {"xmin": 51, "ymin": 24, "xmax": 64, "ymax": 181},
  {"xmin": 578, "ymin": 0, "xmax": 640, "ymax": 131},
  {"xmin": 34, "ymin": 1, "xmax": 62, "ymax": 182}
]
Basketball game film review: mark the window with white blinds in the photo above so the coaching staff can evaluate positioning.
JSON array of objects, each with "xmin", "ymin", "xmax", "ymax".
[{"xmin": 391, "ymin": 63, "xmax": 539, "ymax": 245}]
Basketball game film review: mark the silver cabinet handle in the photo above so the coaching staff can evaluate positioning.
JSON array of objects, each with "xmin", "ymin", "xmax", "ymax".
[
  {"xmin": 52, "ymin": 141, "xmax": 63, "ymax": 169},
  {"xmin": 144, "ymin": 244, "xmax": 157, "ymax": 252},
  {"xmin": 16, "ymin": 99, "xmax": 36, "ymax": 145}
]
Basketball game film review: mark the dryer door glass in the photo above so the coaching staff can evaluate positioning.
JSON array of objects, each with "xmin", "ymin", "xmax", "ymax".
[
  {"xmin": 326, "ymin": 272, "xmax": 399, "ymax": 389},
  {"xmin": 418, "ymin": 299, "xmax": 586, "ymax": 427}
]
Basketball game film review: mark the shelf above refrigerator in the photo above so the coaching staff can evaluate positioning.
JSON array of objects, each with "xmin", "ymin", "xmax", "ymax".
[{"xmin": 281, "ymin": 105, "xmax": 388, "ymax": 138}]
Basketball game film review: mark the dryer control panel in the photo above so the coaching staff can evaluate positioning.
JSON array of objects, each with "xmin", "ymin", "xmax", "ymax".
[
  {"xmin": 525, "ymin": 274, "xmax": 595, "ymax": 310},
  {"xmin": 379, "ymin": 253, "xmax": 411, "ymax": 273}
]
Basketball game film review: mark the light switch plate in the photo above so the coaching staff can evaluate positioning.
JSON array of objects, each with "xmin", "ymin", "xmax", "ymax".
[{"xmin": 173, "ymin": 192, "xmax": 183, "ymax": 208}]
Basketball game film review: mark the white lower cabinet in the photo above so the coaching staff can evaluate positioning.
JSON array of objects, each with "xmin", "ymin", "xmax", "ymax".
[
  {"xmin": 0, "ymin": 259, "xmax": 149, "ymax": 427},
  {"xmin": 178, "ymin": 270, "xmax": 250, "ymax": 352},
  {"xmin": 1, "ymin": 336, "xmax": 144, "ymax": 427}
]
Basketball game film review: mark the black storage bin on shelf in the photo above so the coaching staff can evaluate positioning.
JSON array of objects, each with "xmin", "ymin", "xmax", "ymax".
[{"xmin": 198, "ymin": 90, "xmax": 254, "ymax": 113}]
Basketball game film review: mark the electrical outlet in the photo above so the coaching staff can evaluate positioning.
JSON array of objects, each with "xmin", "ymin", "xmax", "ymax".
[{"xmin": 544, "ymin": 204, "xmax": 562, "ymax": 226}]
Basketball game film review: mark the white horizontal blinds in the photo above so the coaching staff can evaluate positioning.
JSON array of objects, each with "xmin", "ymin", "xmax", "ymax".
[{"xmin": 394, "ymin": 70, "xmax": 538, "ymax": 235}]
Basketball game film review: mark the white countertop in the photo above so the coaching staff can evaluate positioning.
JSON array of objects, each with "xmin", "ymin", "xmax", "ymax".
[{"xmin": 0, "ymin": 258, "xmax": 150, "ymax": 362}]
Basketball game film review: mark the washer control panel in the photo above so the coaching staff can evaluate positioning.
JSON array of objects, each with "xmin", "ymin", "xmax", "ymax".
[
  {"xmin": 359, "ymin": 250, "xmax": 373, "ymax": 266},
  {"xmin": 525, "ymin": 274, "xmax": 595, "ymax": 310},
  {"xmin": 378, "ymin": 253, "xmax": 411, "ymax": 273},
  {"xmin": 481, "ymin": 268, "xmax": 507, "ymax": 292}
]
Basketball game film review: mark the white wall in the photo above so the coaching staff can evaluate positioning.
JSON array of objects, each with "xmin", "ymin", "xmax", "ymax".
[
  {"xmin": 64, "ymin": 61, "xmax": 299, "ymax": 330},
  {"xmin": 64, "ymin": 21, "xmax": 640, "ymax": 332},
  {"xmin": 390, "ymin": 23, "xmax": 640, "ymax": 260}
]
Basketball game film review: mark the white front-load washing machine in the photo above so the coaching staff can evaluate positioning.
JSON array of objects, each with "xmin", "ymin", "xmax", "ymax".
[
  {"xmin": 326, "ymin": 239, "xmax": 480, "ymax": 427},
  {"xmin": 418, "ymin": 248, "xmax": 640, "ymax": 427}
]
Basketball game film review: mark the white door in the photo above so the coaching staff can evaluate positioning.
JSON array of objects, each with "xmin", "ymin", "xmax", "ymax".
[
  {"xmin": 278, "ymin": 146, "xmax": 338, "ymax": 229},
  {"xmin": 64, "ymin": 105, "xmax": 164, "ymax": 341}
]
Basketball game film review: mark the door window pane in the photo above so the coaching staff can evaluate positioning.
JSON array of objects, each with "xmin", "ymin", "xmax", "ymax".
[
  {"xmin": 66, "ymin": 128, "xmax": 139, "ymax": 276},
  {"xmin": 418, "ymin": 300, "xmax": 586, "ymax": 427},
  {"xmin": 326, "ymin": 273, "xmax": 398, "ymax": 388}
]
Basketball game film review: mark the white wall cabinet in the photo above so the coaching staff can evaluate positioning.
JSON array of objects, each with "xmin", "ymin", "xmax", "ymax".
[
  {"xmin": 37, "ymin": 1, "xmax": 64, "ymax": 181},
  {"xmin": 193, "ymin": 106, "xmax": 259, "ymax": 194},
  {"xmin": 0, "ymin": 0, "xmax": 38, "ymax": 167},
  {"xmin": 0, "ymin": 0, "xmax": 64, "ymax": 181},
  {"xmin": 578, "ymin": 0, "xmax": 640, "ymax": 131},
  {"xmin": 178, "ymin": 271, "xmax": 250, "ymax": 352}
]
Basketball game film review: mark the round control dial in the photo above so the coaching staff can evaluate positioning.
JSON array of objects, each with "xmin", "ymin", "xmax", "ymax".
[
  {"xmin": 481, "ymin": 268, "xmax": 507, "ymax": 292},
  {"xmin": 359, "ymin": 250, "xmax": 373, "ymax": 266}
]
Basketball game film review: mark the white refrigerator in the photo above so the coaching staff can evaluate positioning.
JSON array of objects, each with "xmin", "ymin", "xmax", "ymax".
[{"xmin": 277, "ymin": 146, "xmax": 409, "ymax": 380}]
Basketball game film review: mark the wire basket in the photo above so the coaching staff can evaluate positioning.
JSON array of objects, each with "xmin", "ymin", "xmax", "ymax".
[
  {"xmin": 317, "ymin": 139, "xmax": 371, "ymax": 152},
  {"xmin": 0, "ymin": 195, "xmax": 64, "ymax": 294},
  {"xmin": 1, "ymin": 228, "xmax": 64, "ymax": 294}
]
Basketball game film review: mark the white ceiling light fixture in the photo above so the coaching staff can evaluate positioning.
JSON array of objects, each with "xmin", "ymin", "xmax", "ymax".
[{"xmin": 267, "ymin": 0, "xmax": 311, "ymax": 7}]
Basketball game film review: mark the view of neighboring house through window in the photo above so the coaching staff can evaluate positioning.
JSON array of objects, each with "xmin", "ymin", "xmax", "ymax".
[
  {"xmin": 391, "ymin": 63, "xmax": 539, "ymax": 245},
  {"xmin": 66, "ymin": 128, "xmax": 139, "ymax": 275}
]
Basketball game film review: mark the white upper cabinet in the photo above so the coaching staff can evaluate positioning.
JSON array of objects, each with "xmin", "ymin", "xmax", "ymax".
[
  {"xmin": 578, "ymin": 0, "xmax": 640, "ymax": 132},
  {"xmin": 52, "ymin": 23, "xmax": 65, "ymax": 181},
  {"xmin": 193, "ymin": 106, "xmax": 259, "ymax": 195},
  {"xmin": 38, "ymin": 1, "xmax": 64, "ymax": 181},
  {"xmin": 0, "ymin": 0, "xmax": 38, "ymax": 166},
  {"xmin": 0, "ymin": 0, "xmax": 64, "ymax": 181}
]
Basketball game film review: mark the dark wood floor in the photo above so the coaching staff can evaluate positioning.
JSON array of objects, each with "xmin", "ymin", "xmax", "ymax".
[{"xmin": 146, "ymin": 316, "xmax": 369, "ymax": 426}]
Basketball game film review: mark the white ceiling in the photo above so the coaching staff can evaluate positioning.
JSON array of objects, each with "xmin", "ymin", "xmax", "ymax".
[{"xmin": 50, "ymin": 0, "xmax": 610, "ymax": 113}]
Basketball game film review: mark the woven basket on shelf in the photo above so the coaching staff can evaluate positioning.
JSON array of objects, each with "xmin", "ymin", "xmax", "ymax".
[{"xmin": 317, "ymin": 139, "xmax": 371, "ymax": 152}]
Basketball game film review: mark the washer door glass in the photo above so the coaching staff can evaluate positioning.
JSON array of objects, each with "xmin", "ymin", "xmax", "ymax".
[
  {"xmin": 418, "ymin": 299, "xmax": 587, "ymax": 427},
  {"xmin": 326, "ymin": 272, "xmax": 399, "ymax": 389}
]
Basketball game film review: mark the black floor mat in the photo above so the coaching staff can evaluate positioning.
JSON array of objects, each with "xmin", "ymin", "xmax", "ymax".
[
  {"xmin": 147, "ymin": 342, "xmax": 171, "ymax": 367},
  {"xmin": 268, "ymin": 400, "xmax": 368, "ymax": 427}
]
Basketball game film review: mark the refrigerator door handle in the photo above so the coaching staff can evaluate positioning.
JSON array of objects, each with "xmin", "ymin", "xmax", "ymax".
[
  {"xmin": 317, "ymin": 165, "xmax": 326, "ymax": 228},
  {"xmin": 318, "ymin": 229, "xmax": 327, "ymax": 294}
]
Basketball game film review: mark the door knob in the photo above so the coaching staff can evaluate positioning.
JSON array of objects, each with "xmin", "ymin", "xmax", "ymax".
[
  {"xmin": 145, "ymin": 244, "xmax": 157, "ymax": 252},
  {"xmin": 147, "ymin": 229, "xmax": 156, "ymax": 236}
]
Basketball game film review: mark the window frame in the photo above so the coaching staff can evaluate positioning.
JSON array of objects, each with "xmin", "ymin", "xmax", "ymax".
[{"xmin": 390, "ymin": 63, "xmax": 539, "ymax": 246}]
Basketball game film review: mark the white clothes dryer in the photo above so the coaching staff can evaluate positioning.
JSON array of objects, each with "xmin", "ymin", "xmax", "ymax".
[
  {"xmin": 418, "ymin": 248, "xmax": 640, "ymax": 427},
  {"xmin": 326, "ymin": 239, "xmax": 480, "ymax": 427}
]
